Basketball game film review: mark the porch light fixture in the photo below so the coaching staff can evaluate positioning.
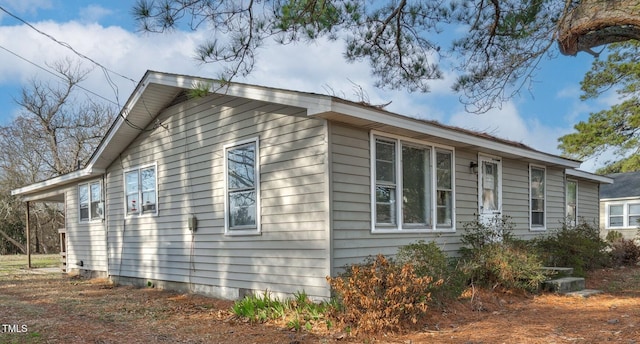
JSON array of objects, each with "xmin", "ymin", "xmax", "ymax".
[{"xmin": 470, "ymin": 161, "xmax": 478, "ymax": 174}]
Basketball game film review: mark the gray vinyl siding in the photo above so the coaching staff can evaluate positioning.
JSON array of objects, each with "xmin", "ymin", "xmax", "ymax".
[
  {"xmin": 105, "ymin": 93, "xmax": 330, "ymax": 299},
  {"xmin": 502, "ymin": 159, "xmax": 530, "ymax": 236},
  {"xmin": 329, "ymin": 123, "xmax": 464, "ymax": 272},
  {"xmin": 329, "ymin": 122, "xmax": 575, "ymax": 272},
  {"xmin": 576, "ymin": 180, "xmax": 599, "ymax": 225},
  {"xmin": 63, "ymin": 182, "xmax": 108, "ymax": 272}
]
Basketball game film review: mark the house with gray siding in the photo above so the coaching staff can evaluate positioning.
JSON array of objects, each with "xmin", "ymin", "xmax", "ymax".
[
  {"xmin": 12, "ymin": 71, "xmax": 611, "ymax": 300},
  {"xmin": 600, "ymin": 171, "xmax": 640, "ymax": 239}
]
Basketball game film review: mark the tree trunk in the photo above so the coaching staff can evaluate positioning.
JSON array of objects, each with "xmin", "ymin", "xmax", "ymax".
[
  {"xmin": 557, "ymin": 0, "xmax": 640, "ymax": 56},
  {"xmin": 0, "ymin": 228, "xmax": 25, "ymax": 253}
]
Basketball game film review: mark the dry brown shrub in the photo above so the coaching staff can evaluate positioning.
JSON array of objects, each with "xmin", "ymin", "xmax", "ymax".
[{"xmin": 327, "ymin": 254, "xmax": 442, "ymax": 335}]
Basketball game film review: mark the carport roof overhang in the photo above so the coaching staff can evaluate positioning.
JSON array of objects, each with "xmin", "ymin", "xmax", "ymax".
[{"xmin": 11, "ymin": 168, "xmax": 105, "ymax": 202}]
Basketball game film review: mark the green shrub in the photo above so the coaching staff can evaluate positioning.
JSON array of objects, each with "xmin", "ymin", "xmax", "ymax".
[
  {"xmin": 533, "ymin": 220, "xmax": 610, "ymax": 276},
  {"xmin": 606, "ymin": 230, "xmax": 623, "ymax": 243},
  {"xmin": 396, "ymin": 240, "xmax": 467, "ymax": 302},
  {"xmin": 459, "ymin": 215, "xmax": 515, "ymax": 256},
  {"xmin": 609, "ymin": 237, "xmax": 640, "ymax": 266},
  {"xmin": 459, "ymin": 215, "xmax": 546, "ymax": 292},
  {"xmin": 327, "ymin": 254, "xmax": 439, "ymax": 334},
  {"xmin": 460, "ymin": 242, "xmax": 546, "ymax": 292}
]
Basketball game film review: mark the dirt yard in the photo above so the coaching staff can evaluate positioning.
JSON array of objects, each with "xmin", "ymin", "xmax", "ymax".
[{"xmin": 1, "ymin": 255, "xmax": 640, "ymax": 343}]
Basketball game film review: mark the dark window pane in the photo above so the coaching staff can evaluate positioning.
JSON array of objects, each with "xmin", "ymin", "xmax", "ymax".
[
  {"xmin": 375, "ymin": 140, "xmax": 395, "ymax": 183},
  {"xmin": 375, "ymin": 186, "xmax": 396, "ymax": 225},
  {"xmin": 610, "ymin": 216, "xmax": 623, "ymax": 227},
  {"xmin": 127, "ymin": 194, "xmax": 139, "ymax": 214},
  {"xmin": 532, "ymin": 212, "xmax": 544, "ymax": 226},
  {"xmin": 436, "ymin": 190, "xmax": 452, "ymax": 226},
  {"xmin": 229, "ymin": 190, "xmax": 256, "ymax": 227},
  {"xmin": 610, "ymin": 205, "xmax": 623, "ymax": 216},
  {"xmin": 402, "ymin": 146, "xmax": 428, "ymax": 225},
  {"xmin": 228, "ymin": 144, "xmax": 256, "ymax": 189},
  {"xmin": 126, "ymin": 171, "xmax": 138, "ymax": 193}
]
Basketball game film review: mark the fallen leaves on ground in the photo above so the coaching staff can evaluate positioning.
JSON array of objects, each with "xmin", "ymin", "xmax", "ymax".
[{"xmin": 1, "ymin": 266, "xmax": 640, "ymax": 343}]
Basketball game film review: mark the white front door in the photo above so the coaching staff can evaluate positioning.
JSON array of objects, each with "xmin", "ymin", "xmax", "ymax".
[{"xmin": 478, "ymin": 155, "xmax": 502, "ymax": 224}]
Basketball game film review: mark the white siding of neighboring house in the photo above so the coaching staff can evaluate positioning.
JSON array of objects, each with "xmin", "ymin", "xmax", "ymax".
[
  {"xmin": 600, "ymin": 197, "xmax": 640, "ymax": 240},
  {"xmin": 104, "ymin": 93, "xmax": 330, "ymax": 299},
  {"xmin": 64, "ymin": 182, "xmax": 108, "ymax": 273}
]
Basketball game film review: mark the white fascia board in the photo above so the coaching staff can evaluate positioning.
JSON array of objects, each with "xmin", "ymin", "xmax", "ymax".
[
  {"xmin": 145, "ymin": 72, "xmax": 334, "ymax": 115},
  {"xmin": 566, "ymin": 169, "xmax": 613, "ymax": 184},
  {"xmin": 85, "ymin": 82, "xmax": 148, "ymax": 169},
  {"xmin": 324, "ymin": 101, "xmax": 581, "ymax": 168},
  {"xmin": 601, "ymin": 196, "xmax": 640, "ymax": 202},
  {"xmin": 11, "ymin": 168, "xmax": 105, "ymax": 196}
]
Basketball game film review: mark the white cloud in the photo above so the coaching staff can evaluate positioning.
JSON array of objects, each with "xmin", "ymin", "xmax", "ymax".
[
  {"xmin": 0, "ymin": 17, "xmax": 597, "ymax": 171},
  {"xmin": 448, "ymin": 101, "xmax": 571, "ymax": 155}
]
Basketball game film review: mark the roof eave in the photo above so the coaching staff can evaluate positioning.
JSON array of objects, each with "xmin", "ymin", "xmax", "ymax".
[
  {"xmin": 566, "ymin": 169, "xmax": 613, "ymax": 184},
  {"xmin": 313, "ymin": 101, "xmax": 582, "ymax": 168},
  {"xmin": 11, "ymin": 168, "xmax": 105, "ymax": 198}
]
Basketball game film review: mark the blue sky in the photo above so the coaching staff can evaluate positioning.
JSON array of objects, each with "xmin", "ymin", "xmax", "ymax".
[{"xmin": 0, "ymin": 0, "xmax": 615, "ymax": 172}]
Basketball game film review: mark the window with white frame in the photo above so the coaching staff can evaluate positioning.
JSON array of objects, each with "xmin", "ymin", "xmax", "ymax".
[
  {"xmin": 607, "ymin": 203, "xmax": 640, "ymax": 228},
  {"xmin": 566, "ymin": 179, "xmax": 577, "ymax": 225},
  {"xmin": 225, "ymin": 138, "xmax": 259, "ymax": 233},
  {"xmin": 372, "ymin": 135, "xmax": 454, "ymax": 231},
  {"xmin": 78, "ymin": 180, "xmax": 103, "ymax": 221},
  {"xmin": 530, "ymin": 166, "xmax": 546, "ymax": 228},
  {"xmin": 608, "ymin": 204, "xmax": 624, "ymax": 227},
  {"xmin": 629, "ymin": 204, "xmax": 640, "ymax": 227},
  {"xmin": 124, "ymin": 164, "xmax": 157, "ymax": 216}
]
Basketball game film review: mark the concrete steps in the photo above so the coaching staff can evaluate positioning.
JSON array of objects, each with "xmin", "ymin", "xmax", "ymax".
[{"xmin": 541, "ymin": 267, "xmax": 602, "ymax": 297}]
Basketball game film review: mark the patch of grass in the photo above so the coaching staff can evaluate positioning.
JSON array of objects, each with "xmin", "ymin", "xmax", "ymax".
[
  {"xmin": 231, "ymin": 290, "xmax": 330, "ymax": 332},
  {"xmin": 0, "ymin": 254, "xmax": 60, "ymax": 274}
]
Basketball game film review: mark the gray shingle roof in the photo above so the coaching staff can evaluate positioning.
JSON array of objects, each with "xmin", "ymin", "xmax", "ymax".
[{"xmin": 600, "ymin": 171, "xmax": 640, "ymax": 199}]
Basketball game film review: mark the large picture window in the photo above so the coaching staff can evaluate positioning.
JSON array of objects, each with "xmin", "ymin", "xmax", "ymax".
[
  {"xmin": 372, "ymin": 135, "xmax": 454, "ymax": 231},
  {"xmin": 78, "ymin": 180, "xmax": 103, "ymax": 221},
  {"xmin": 124, "ymin": 164, "xmax": 157, "ymax": 216},
  {"xmin": 225, "ymin": 138, "xmax": 259, "ymax": 233},
  {"xmin": 530, "ymin": 166, "xmax": 546, "ymax": 229}
]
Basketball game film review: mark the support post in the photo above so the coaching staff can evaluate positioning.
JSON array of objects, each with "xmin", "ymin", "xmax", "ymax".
[{"xmin": 26, "ymin": 201, "xmax": 31, "ymax": 269}]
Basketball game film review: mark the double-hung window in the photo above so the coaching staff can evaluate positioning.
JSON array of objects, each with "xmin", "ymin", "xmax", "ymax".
[
  {"xmin": 566, "ymin": 179, "xmax": 577, "ymax": 225},
  {"xmin": 225, "ymin": 138, "xmax": 260, "ymax": 233},
  {"xmin": 78, "ymin": 180, "xmax": 103, "ymax": 221},
  {"xmin": 608, "ymin": 203, "xmax": 640, "ymax": 228},
  {"xmin": 530, "ymin": 166, "xmax": 546, "ymax": 229},
  {"xmin": 372, "ymin": 135, "xmax": 454, "ymax": 231},
  {"xmin": 124, "ymin": 164, "xmax": 157, "ymax": 216}
]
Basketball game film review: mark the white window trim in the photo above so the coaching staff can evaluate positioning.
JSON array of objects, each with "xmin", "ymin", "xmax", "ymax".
[
  {"xmin": 78, "ymin": 180, "xmax": 103, "ymax": 223},
  {"xmin": 529, "ymin": 164, "xmax": 547, "ymax": 231},
  {"xmin": 369, "ymin": 131, "xmax": 456, "ymax": 233},
  {"xmin": 223, "ymin": 137, "xmax": 261, "ymax": 236},
  {"xmin": 123, "ymin": 162, "xmax": 158, "ymax": 218},
  {"xmin": 566, "ymin": 179, "xmax": 578, "ymax": 225},
  {"xmin": 605, "ymin": 201, "xmax": 640, "ymax": 229}
]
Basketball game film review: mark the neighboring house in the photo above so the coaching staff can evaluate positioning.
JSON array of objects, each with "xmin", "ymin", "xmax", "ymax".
[
  {"xmin": 12, "ymin": 71, "xmax": 612, "ymax": 300},
  {"xmin": 600, "ymin": 171, "xmax": 640, "ymax": 239}
]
